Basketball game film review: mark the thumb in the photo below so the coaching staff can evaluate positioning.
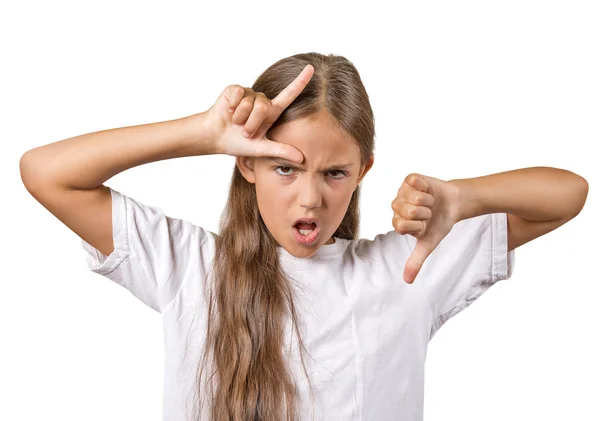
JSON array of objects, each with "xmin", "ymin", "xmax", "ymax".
[
  {"xmin": 403, "ymin": 239, "xmax": 435, "ymax": 284},
  {"xmin": 256, "ymin": 139, "xmax": 304, "ymax": 164}
]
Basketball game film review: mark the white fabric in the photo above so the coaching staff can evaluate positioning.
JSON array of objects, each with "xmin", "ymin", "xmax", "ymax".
[{"xmin": 82, "ymin": 187, "xmax": 515, "ymax": 421}]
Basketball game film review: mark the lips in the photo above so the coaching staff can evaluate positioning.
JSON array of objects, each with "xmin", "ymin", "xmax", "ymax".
[
  {"xmin": 293, "ymin": 217, "xmax": 320, "ymax": 228},
  {"xmin": 292, "ymin": 224, "xmax": 321, "ymax": 245}
]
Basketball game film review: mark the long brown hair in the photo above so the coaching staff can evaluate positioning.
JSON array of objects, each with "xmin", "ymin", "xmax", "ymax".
[{"xmin": 190, "ymin": 52, "xmax": 376, "ymax": 420}]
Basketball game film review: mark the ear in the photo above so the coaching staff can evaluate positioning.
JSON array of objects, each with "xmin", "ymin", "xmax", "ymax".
[
  {"xmin": 356, "ymin": 154, "xmax": 375, "ymax": 185},
  {"xmin": 236, "ymin": 156, "xmax": 257, "ymax": 184}
]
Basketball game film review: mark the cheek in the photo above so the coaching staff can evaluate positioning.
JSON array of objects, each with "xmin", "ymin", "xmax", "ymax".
[
  {"xmin": 332, "ymin": 187, "xmax": 357, "ymax": 212},
  {"xmin": 329, "ymin": 184, "xmax": 355, "ymax": 201},
  {"xmin": 255, "ymin": 185, "xmax": 290, "ymax": 216},
  {"xmin": 257, "ymin": 181, "xmax": 288, "ymax": 200}
]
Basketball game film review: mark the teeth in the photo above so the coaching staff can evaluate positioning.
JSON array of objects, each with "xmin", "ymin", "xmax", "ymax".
[{"xmin": 299, "ymin": 229, "xmax": 314, "ymax": 236}]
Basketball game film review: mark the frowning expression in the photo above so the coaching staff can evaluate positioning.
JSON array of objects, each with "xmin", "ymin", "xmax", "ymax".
[{"xmin": 236, "ymin": 109, "xmax": 374, "ymax": 258}]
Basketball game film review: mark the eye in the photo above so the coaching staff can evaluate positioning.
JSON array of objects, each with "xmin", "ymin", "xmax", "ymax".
[
  {"xmin": 328, "ymin": 170, "xmax": 347, "ymax": 180},
  {"xmin": 274, "ymin": 166, "xmax": 296, "ymax": 177},
  {"xmin": 274, "ymin": 166, "xmax": 348, "ymax": 180}
]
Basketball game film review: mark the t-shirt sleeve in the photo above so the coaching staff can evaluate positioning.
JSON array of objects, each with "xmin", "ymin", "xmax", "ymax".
[
  {"xmin": 403, "ymin": 213, "xmax": 515, "ymax": 338},
  {"xmin": 81, "ymin": 186, "xmax": 213, "ymax": 313}
]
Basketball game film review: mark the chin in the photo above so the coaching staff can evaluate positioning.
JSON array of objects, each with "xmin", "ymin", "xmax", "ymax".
[{"xmin": 284, "ymin": 242, "xmax": 321, "ymax": 258}]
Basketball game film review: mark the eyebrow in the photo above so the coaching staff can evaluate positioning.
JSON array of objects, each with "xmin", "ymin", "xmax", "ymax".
[{"xmin": 270, "ymin": 158, "xmax": 354, "ymax": 169}]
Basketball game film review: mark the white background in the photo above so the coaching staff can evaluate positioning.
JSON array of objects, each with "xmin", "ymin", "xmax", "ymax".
[{"xmin": 2, "ymin": 1, "xmax": 598, "ymax": 420}]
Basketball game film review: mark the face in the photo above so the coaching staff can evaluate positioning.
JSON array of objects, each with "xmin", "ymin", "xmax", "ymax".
[{"xmin": 236, "ymin": 109, "xmax": 374, "ymax": 259}]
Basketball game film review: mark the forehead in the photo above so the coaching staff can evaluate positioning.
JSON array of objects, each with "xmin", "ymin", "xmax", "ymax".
[{"xmin": 268, "ymin": 111, "xmax": 359, "ymax": 162}]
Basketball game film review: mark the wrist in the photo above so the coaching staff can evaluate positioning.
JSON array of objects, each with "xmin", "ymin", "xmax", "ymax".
[
  {"xmin": 448, "ymin": 178, "xmax": 482, "ymax": 221},
  {"xmin": 181, "ymin": 112, "xmax": 221, "ymax": 156}
]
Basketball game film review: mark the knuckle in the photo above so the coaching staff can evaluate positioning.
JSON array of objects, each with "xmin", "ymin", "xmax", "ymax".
[
  {"xmin": 230, "ymin": 85, "xmax": 243, "ymax": 97},
  {"xmin": 255, "ymin": 101, "xmax": 268, "ymax": 113},
  {"xmin": 400, "ymin": 204, "xmax": 413, "ymax": 218},
  {"xmin": 240, "ymin": 97, "xmax": 253, "ymax": 108},
  {"xmin": 396, "ymin": 220, "xmax": 409, "ymax": 231}
]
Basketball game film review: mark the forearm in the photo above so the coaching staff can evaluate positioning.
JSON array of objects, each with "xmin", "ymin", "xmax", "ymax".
[
  {"xmin": 449, "ymin": 166, "xmax": 589, "ymax": 222},
  {"xmin": 20, "ymin": 112, "xmax": 216, "ymax": 190}
]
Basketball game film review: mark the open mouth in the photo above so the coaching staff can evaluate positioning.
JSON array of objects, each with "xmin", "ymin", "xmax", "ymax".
[
  {"xmin": 292, "ymin": 220, "xmax": 320, "ymax": 245},
  {"xmin": 295, "ymin": 221, "xmax": 317, "ymax": 235}
]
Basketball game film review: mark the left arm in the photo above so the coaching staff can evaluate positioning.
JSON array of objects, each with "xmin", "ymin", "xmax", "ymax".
[{"xmin": 449, "ymin": 166, "xmax": 589, "ymax": 252}]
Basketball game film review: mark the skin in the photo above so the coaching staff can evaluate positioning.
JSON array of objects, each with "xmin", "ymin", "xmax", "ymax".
[{"xmin": 236, "ymin": 109, "xmax": 375, "ymax": 259}]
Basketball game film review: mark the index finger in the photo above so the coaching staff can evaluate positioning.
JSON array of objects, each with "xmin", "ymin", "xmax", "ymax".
[
  {"xmin": 271, "ymin": 64, "xmax": 315, "ymax": 113},
  {"xmin": 406, "ymin": 174, "xmax": 429, "ymax": 192}
]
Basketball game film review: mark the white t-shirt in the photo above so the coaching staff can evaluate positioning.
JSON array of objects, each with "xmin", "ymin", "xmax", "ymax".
[{"xmin": 82, "ymin": 187, "xmax": 515, "ymax": 421}]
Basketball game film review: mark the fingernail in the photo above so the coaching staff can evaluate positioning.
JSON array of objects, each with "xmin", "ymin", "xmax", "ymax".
[{"xmin": 243, "ymin": 131, "xmax": 250, "ymax": 138}]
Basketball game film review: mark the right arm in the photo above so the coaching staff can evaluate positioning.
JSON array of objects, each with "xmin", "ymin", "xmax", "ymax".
[
  {"xmin": 19, "ymin": 112, "xmax": 217, "ymax": 256},
  {"xmin": 20, "ymin": 68, "xmax": 314, "ymax": 259}
]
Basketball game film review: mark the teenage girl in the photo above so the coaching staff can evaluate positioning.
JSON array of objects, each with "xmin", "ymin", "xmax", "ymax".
[{"xmin": 20, "ymin": 52, "xmax": 588, "ymax": 421}]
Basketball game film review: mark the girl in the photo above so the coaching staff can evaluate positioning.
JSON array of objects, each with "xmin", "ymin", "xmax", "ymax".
[{"xmin": 20, "ymin": 52, "xmax": 588, "ymax": 421}]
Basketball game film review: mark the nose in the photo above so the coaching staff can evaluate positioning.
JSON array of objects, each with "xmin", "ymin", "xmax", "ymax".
[{"xmin": 299, "ymin": 176, "xmax": 322, "ymax": 210}]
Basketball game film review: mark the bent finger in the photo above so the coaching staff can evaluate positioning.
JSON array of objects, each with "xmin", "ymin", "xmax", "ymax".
[
  {"xmin": 227, "ymin": 85, "xmax": 246, "ymax": 112},
  {"xmin": 392, "ymin": 215, "xmax": 425, "ymax": 234},
  {"xmin": 406, "ymin": 174, "xmax": 429, "ymax": 192},
  {"xmin": 411, "ymin": 192, "xmax": 435, "ymax": 207},
  {"xmin": 243, "ymin": 98, "xmax": 270, "ymax": 138},
  {"xmin": 405, "ymin": 205, "xmax": 432, "ymax": 221},
  {"xmin": 232, "ymin": 95, "xmax": 255, "ymax": 125}
]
